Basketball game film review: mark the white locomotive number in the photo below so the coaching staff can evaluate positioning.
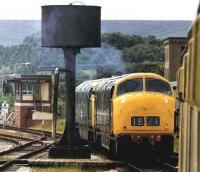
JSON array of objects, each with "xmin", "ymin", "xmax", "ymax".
[
  {"xmin": 146, "ymin": 117, "xmax": 160, "ymax": 126},
  {"xmin": 132, "ymin": 117, "xmax": 144, "ymax": 126}
]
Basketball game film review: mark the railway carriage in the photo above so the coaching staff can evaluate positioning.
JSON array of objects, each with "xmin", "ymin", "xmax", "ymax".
[
  {"xmin": 176, "ymin": 8, "xmax": 200, "ymax": 172},
  {"xmin": 76, "ymin": 73, "xmax": 175, "ymax": 158}
]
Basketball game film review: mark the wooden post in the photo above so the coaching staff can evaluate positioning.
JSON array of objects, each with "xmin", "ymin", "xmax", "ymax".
[{"xmin": 52, "ymin": 68, "xmax": 59, "ymax": 139}]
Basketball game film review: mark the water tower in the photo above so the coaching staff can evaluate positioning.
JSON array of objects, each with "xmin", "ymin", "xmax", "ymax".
[{"xmin": 41, "ymin": 4, "xmax": 101, "ymax": 158}]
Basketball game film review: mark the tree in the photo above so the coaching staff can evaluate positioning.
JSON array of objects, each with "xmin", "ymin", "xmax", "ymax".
[
  {"xmin": 145, "ymin": 35, "xmax": 163, "ymax": 46},
  {"xmin": 102, "ymin": 32, "xmax": 144, "ymax": 49},
  {"xmin": 122, "ymin": 44, "xmax": 164, "ymax": 63},
  {"xmin": 125, "ymin": 63, "xmax": 164, "ymax": 76}
]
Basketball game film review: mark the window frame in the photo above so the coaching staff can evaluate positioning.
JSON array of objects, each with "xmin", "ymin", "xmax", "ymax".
[
  {"xmin": 145, "ymin": 77, "xmax": 172, "ymax": 96},
  {"xmin": 116, "ymin": 78, "xmax": 144, "ymax": 96},
  {"xmin": 22, "ymin": 82, "xmax": 33, "ymax": 95}
]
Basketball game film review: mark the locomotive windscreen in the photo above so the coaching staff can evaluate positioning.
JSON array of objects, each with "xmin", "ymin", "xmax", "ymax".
[
  {"xmin": 145, "ymin": 78, "xmax": 172, "ymax": 95},
  {"xmin": 117, "ymin": 78, "xmax": 143, "ymax": 96}
]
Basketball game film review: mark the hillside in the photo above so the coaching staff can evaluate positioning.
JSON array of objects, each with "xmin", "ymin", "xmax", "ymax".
[
  {"xmin": 0, "ymin": 20, "xmax": 40, "ymax": 46},
  {"xmin": 102, "ymin": 20, "xmax": 191, "ymax": 38},
  {"xmin": 0, "ymin": 20, "xmax": 192, "ymax": 46}
]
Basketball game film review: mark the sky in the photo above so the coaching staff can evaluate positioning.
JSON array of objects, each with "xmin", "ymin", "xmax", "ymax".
[{"xmin": 0, "ymin": 0, "xmax": 199, "ymax": 20}]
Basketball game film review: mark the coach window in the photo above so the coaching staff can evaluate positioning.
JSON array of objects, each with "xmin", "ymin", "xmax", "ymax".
[
  {"xmin": 145, "ymin": 78, "xmax": 172, "ymax": 95},
  {"xmin": 117, "ymin": 78, "xmax": 143, "ymax": 96}
]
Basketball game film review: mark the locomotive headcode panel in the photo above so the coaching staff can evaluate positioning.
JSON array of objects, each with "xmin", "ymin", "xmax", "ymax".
[{"xmin": 131, "ymin": 117, "xmax": 145, "ymax": 126}]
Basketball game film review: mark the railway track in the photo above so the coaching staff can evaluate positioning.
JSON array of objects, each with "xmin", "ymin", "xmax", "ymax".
[
  {"xmin": 0, "ymin": 124, "xmax": 62, "ymax": 138},
  {"xmin": 127, "ymin": 161, "xmax": 178, "ymax": 172},
  {"xmin": 0, "ymin": 136, "xmax": 20, "ymax": 153},
  {"xmin": 161, "ymin": 161, "xmax": 178, "ymax": 172},
  {"xmin": 126, "ymin": 162, "xmax": 144, "ymax": 172},
  {"xmin": 95, "ymin": 147, "xmax": 175, "ymax": 172},
  {"xmin": 93, "ymin": 143, "xmax": 179, "ymax": 172},
  {"xmin": 160, "ymin": 153, "xmax": 179, "ymax": 172},
  {"xmin": 0, "ymin": 125, "xmax": 61, "ymax": 172},
  {"xmin": 0, "ymin": 124, "xmax": 179, "ymax": 172}
]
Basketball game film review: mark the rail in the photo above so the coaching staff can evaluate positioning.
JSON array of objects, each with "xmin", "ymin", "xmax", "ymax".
[
  {"xmin": 126, "ymin": 162, "xmax": 144, "ymax": 172},
  {"xmin": 0, "ymin": 126, "xmax": 60, "ymax": 171}
]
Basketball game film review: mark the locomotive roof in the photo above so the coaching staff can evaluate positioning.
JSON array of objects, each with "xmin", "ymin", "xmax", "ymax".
[
  {"xmin": 76, "ymin": 73, "xmax": 170, "ymax": 93},
  {"xmin": 76, "ymin": 78, "xmax": 103, "ymax": 93},
  {"xmin": 95, "ymin": 73, "xmax": 169, "ymax": 92},
  {"xmin": 95, "ymin": 75, "xmax": 124, "ymax": 92}
]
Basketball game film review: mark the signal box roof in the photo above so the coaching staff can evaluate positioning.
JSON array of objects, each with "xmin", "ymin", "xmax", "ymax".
[{"xmin": 7, "ymin": 74, "xmax": 51, "ymax": 82}]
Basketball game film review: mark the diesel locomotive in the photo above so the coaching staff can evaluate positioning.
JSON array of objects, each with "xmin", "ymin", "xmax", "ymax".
[{"xmin": 76, "ymin": 73, "xmax": 175, "ymax": 158}]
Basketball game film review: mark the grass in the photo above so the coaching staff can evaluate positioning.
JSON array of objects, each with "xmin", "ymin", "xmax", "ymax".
[
  {"xmin": 31, "ymin": 118, "xmax": 65, "ymax": 133},
  {"xmin": 32, "ymin": 167, "xmax": 81, "ymax": 172},
  {"xmin": 0, "ymin": 128, "xmax": 35, "ymax": 138},
  {"xmin": 0, "ymin": 156, "xmax": 9, "ymax": 160},
  {"xmin": 56, "ymin": 118, "xmax": 65, "ymax": 133},
  {"xmin": 32, "ymin": 167, "xmax": 112, "ymax": 172},
  {"xmin": 32, "ymin": 166, "xmax": 104, "ymax": 172},
  {"xmin": 32, "ymin": 166, "xmax": 127, "ymax": 172}
]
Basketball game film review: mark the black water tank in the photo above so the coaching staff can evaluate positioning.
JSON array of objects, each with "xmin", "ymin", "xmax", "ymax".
[{"xmin": 42, "ymin": 5, "xmax": 101, "ymax": 48}]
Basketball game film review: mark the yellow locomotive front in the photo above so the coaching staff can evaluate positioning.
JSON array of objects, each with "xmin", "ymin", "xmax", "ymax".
[
  {"xmin": 113, "ymin": 73, "xmax": 175, "ymax": 135},
  {"xmin": 112, "ymin": 73, "xmax": 175, "ymax": 151}
]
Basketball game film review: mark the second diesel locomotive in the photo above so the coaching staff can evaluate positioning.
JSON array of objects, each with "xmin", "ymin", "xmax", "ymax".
[{"xmin": 75, "ymin": 73, "xmax": 175, "ymax": 158}]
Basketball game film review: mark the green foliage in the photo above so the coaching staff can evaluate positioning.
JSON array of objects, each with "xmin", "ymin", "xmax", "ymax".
[
  {"xmin": 0, "ymin": 94, "xmax": 14, "ymax": 112},
  {"xmin": 145, "ymin": 35, "xmax": 163, "ymax": 46},
  {"xmin": 122, "ymin": 44, "xmax": 164, "ymax": 63},
  {"xmin": 102, "ymin": 32, "xmax": 144, "ymax": 49},
  {"xmin": 0, "ymin": 32, "xmax": 165, "ymax": 80},
  {"xmin": 57, "ymin": 97, "xmax": 65, "ymax": 116},
  {"xmin": 31, "ymin": 118, "xmax": 65, "ymax": 133},
  {"xmin": 0, "ymin": 31, "xmax": 166, "ymax": 116},
  {"xmin": 126, "ymin": 63, "xmax": 164, "ymax": 76},
  {"xmin": 0, "ymin": 66, "xmax": 10, "ymax": 75},
  {"xmin": 32, "ymin": 167, "xmax": 81, "ymax": 172},
  {"xmin": 96, "ymin": 65, "xmax": 124, "ymax": 79},
  {"xmin": 3, "ymin": 82, "xmax": 13, "ymax": 94},
  {"xmin": 101, "ymin": 32, "xmax": 165, "ymax": 75},
  {"xmin": 76, "ymin": 71, "xmax": 90, "ymax": 85}
]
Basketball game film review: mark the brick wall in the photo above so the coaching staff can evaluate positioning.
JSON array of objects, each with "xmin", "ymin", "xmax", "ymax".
[{"xmin": 14, "ymin": 104, "xmax": 51, "ymax": 128}]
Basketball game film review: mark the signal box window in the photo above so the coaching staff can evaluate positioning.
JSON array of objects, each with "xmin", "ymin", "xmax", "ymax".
[
  {"xmin": 22, "ymin": 83, "xmax": 33, "ymax": 95},
  {"xmin": 117, "ymin": 78, "xmax": 143, "ymax": 96},
  {"xmin": 146, "ymin": 78, "xmax": 172, "ymax": 95}
]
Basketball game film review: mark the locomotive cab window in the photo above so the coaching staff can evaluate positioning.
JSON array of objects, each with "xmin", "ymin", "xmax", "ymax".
[
  {"xmin": 117, "ymin": 78, "xmax": 143, "ymax": 96},
  {"xmin": 145, "ymin": 78, "xmax": 172, "ymax": 95}
]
